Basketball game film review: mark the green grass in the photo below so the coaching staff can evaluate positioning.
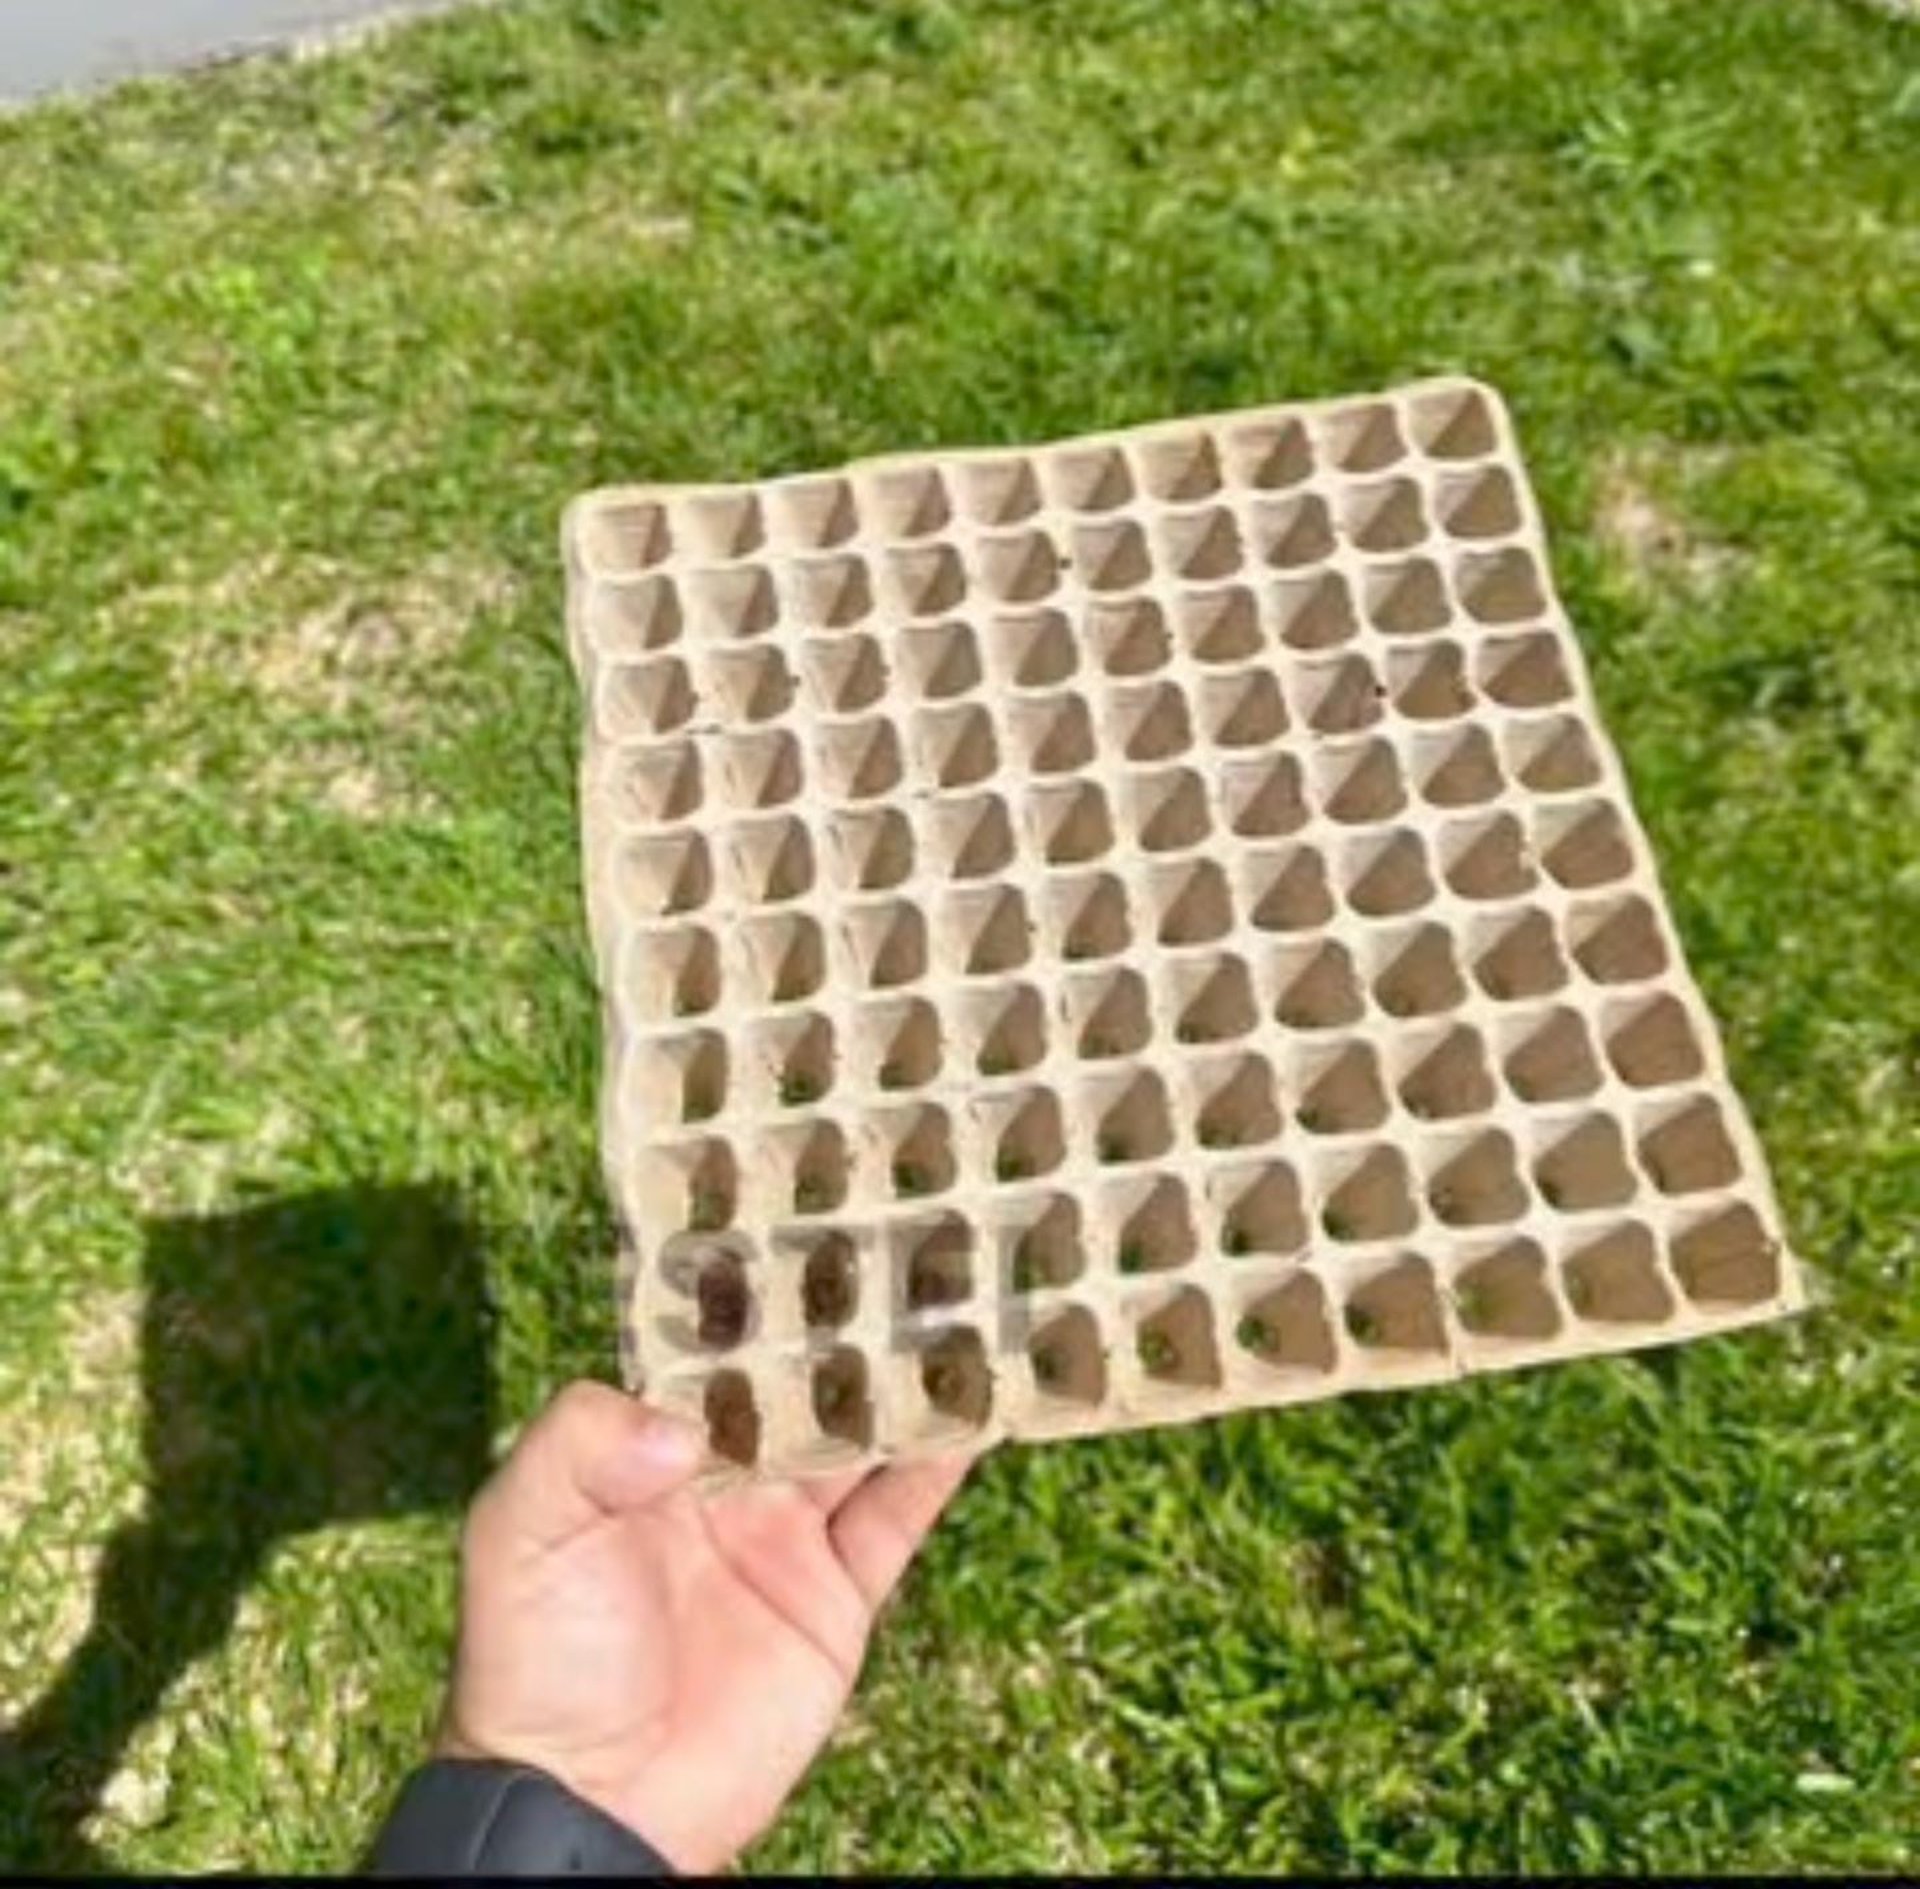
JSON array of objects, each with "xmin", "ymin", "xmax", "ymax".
[{"xmin": 2, "ymin": 0, "xmax": 1918, "ymax": 1871}]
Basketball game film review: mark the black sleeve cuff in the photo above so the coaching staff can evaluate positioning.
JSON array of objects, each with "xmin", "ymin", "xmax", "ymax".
[{"xmin": 366, "ymin": 1756, "xmax": 672, "ymax": 1877}]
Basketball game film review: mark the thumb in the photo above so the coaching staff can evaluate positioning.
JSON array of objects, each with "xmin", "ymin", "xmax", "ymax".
[{"xmin": 468, "ymin": 1381, "xmax": 704, "ymax": 1556}]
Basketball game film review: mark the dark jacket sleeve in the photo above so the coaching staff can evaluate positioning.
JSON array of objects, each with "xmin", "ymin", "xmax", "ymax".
[{"xmin": 365, "ymin": 1757, "xmax": 671, "ymax": 1877}]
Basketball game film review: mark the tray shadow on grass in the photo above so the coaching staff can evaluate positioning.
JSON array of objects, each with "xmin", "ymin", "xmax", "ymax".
[{"xmin": 0, "ymin": 1183, "xmax": 496, "ymax": 1871}]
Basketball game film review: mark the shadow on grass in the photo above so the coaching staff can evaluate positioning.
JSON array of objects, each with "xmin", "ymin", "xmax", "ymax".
[{"xmin": 0, "ymin": 1183, "xmax": 496, "ymax": 1871}]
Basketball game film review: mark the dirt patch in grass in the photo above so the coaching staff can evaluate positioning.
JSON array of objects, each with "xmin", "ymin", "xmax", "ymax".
[
  {"xmin": 255, "ymin": 745, "xmax": 436, "ymax": 821},
  {"xmin": 153, "ymin": 550, "xmax": 514, "ymax": 816},
  {"xmin": 152, "ymin": 549, "xmax": 512, "ymax": 711},
  {"xmin": 0, "ymin": 1290, "xmax": 144, "ymax": 1707},
  {"xmin": 1594, "ymin": 449, "xmax": 1738, "ymax": 591},
  {"xmin": 235, "ymin": 559, "xmax": 513, "ymax": 716},
  {"xmin": 0, "ymin": 1288, "xmax": 141, "ymax": 1532}
]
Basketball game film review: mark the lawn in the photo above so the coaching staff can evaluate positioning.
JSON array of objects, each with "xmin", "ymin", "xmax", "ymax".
[{"xmin": 1, "ymin": 0, "xmax": 1917, "ymax": 1871}]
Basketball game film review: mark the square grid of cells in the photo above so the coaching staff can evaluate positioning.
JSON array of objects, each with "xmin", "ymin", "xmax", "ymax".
[{"xmin": 564, "ymin": 377, "xmax": 1805, "ymax": 1481}]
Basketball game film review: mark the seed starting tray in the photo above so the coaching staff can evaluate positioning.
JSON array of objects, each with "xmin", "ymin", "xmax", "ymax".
[{"xmin": 562, "ymin": 376, "xmax": 1805, "ymax": 1482}]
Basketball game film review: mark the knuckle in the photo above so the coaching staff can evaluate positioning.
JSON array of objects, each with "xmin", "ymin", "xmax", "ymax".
[{"xmin": 548, "ymin": 1379, "xmax": 617, "ymax": 1433}]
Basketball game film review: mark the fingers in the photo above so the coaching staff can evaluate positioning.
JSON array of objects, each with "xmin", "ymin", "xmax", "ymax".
[
  {"xmin": 797, "ymin": 1468, "xmax": 869, "ymax": 1517},
  {"xmin": 467, "ymin": 1381, "xmax": 705, "ymax": 1557},
  {"xmin": 827, "ymin": 1449, "xmax": 976, "ymax": 1614}
]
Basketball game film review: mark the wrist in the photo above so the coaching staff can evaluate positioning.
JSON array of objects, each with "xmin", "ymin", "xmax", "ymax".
[{"xmin": 433, "ymin": 1713, "xmax": 494, "ymax": 1767}]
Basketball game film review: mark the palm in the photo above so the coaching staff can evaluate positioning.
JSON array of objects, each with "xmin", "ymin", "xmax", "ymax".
[
  {"xmin": 493, "ymin": 1484, "xmax": 877, "ymax": 1869},
  {"xmin": 443, "ymin": 1388, "xmax": 972, "ymax": 1873}
]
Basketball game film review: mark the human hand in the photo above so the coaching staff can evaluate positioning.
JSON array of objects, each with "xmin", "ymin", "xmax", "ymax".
[{"xmin": 436, "ymin": 1382, "xmax": 976, "ymax": 1873}]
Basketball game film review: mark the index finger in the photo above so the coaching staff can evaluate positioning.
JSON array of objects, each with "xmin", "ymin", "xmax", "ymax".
[{"xmin": 827, "ymin": 1448, "xmax": 979, "ymax": 1613}]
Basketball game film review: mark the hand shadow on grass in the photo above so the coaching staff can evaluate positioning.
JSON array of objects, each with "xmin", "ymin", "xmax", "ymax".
[{"xmin": 0, "ymin": 1183, "xmax": 496, "ymax": 1872}]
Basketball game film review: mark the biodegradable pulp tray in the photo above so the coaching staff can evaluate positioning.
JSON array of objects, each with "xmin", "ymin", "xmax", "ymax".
[{"xmin": 562, "ymin": 376, "xmax": 1807, "ymax": 1482}]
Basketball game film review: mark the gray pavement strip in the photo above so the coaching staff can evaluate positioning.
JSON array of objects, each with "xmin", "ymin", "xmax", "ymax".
[{"xmin": 0, "ymin": 0, "xmax": 483, "ymax": 105}]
